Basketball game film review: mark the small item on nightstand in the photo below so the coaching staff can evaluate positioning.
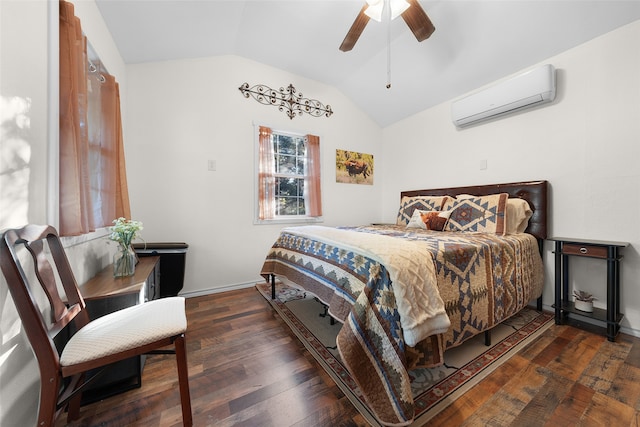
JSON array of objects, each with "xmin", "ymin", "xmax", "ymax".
[
  {"xmin": 108, "ymin": 217, "xmax": 143, "ymax": 278},
  {"xmin": 113, "ymin": 246, "xmax": 137, "ymax": 278},
  {"xmin": 573, "ymin": 289, "xmax": 595, "ymax": 313}
]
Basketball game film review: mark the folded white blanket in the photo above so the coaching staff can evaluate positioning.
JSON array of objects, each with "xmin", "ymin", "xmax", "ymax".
[{"xmin": 284, "ymin": 226, "xmax": 450, "ymax": 346}]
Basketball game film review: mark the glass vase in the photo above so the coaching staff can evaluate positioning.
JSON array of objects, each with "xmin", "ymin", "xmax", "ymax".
[{"xmin": 113, "ymin": 245, "xmax": 136, "ymax": 278}]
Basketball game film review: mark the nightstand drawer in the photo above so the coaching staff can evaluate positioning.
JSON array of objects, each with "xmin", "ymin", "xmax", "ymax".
[{"xmin": 562, "ymin": 243, "xmax": 607, "ymax": 259}]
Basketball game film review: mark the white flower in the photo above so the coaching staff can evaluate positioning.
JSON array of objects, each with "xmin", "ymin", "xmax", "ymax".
[{"xmin": 108, "ymin": 217, "xmax": 143, "ymax": 248}]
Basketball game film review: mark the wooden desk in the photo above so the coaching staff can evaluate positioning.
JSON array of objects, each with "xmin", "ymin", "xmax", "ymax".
[
  {"xmin": 78, "ymin": 256, "xmax": 160, "ymax": 404},
  {"xmin": 82, "ymin": 256, "xmax": 160, "ymax": 304}
]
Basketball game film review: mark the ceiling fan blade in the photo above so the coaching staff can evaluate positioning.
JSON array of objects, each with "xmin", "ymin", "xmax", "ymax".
[
  {"xmin": 339, "ymin": 4, "xmax": 370, "ymax": 52},
  {"xmin": 401, "ymin": 0, "xmax": 435, "ymax": 42}
]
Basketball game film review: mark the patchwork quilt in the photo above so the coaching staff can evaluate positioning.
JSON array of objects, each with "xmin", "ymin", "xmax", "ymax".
[{"xmin": 260, "ymin": 225, "xmax": 544, "ymax": 426}]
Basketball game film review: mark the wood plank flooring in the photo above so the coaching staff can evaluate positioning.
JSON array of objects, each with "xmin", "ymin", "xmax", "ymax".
[{"xmin": 58, "ymin": 288, "xmax": 640, "ymax": 426}]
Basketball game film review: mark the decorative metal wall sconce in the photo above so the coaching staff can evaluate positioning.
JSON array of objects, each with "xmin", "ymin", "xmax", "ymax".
[{"xmin": 239, "ymin": 83, "xmax": 333, "ymax": 119}]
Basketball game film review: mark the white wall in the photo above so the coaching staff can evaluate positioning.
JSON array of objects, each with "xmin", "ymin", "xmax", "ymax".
[
  {"xmin": 0, "ymin": 3, "xmax": 50, "ymax": 424},
  {"xmin": 379, "ymin": 20, "xmax": 640, "ymax": 334},
  {"xmin": 125, "ymin": 55, "xmax": 383, "ymax": 295}
]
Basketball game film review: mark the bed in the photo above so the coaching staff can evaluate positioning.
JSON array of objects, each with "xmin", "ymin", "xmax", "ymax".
[{"xmin": 260, "ymin": 180, "xmax": 547, "ymax": 426}]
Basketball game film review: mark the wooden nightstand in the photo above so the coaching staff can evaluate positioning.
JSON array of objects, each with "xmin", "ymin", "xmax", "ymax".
[
  {"xmin": 550, "ymin": 237, "xmax": 629, "ymax": 341},
  {"xmin": 78, "ymin": 256, "xmax": 160, "ymax": 403}
]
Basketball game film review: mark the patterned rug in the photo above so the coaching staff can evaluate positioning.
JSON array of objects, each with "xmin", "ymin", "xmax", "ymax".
[{"xmin": 256, "ymin": 282, "xmax": 554, "ymax": 426}]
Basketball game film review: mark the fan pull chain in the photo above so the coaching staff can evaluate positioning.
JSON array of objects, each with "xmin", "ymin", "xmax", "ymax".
[{"xmin": 386, "ymin": 1, "xmax": 391, "ymax": 89}]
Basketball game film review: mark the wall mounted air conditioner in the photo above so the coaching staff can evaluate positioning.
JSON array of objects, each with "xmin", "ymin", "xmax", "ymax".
[{"xmin": 451, "ymin": 64, "xmax": 556, "ymax": 128}]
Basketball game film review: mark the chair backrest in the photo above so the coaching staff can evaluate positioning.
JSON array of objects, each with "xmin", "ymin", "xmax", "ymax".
[{"xmin": 0, "ymin": 225, "xmax": 91, "ymax": 375}]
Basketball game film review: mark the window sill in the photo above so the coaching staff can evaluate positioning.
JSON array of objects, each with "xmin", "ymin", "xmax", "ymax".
[
  {"xmin": 255, "ymin": 216, "xmax": 323, "ymax": 226},
  {"xmin": 61, "ymin": 227, "xmax": 110, "ymax": 249}
]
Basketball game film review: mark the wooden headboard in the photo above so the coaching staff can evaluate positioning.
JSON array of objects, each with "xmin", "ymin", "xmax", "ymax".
[{"xmin": 401, "ymin": 180, "xmax": 548, "ymax": 241}]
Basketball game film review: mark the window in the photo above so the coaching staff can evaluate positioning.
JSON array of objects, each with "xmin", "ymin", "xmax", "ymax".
[
  {"xmin": 273, "ymin": 133, "xmax": 306, "ymax": 216},
  {"xmin": 257, "ymin": 126, "xmax": 322, "ymax": 223}
]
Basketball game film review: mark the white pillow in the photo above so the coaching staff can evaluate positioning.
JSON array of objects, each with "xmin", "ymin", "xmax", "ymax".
[{"xmin": 506, "ymin": 198, "xmax": 533, "ymax": 234}]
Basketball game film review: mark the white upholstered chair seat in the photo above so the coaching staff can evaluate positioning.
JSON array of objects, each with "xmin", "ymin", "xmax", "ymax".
[{"xmin": 61, "ymin": 297, "xmax": 187, "ymax": 366}]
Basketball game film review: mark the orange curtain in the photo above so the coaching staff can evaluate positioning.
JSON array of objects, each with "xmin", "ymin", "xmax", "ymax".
[
  {"xmin": 305, "ymin": 134, "xmax": 322, "ymax": 217},
  {"xmin": 59, "ymin": 0, "xmax": 93, "ymax": 236},
  {"xmin": 58, "ymin": 0, "xmax": 130, "ymax": 236},
  {"xmin": 99, "ymin": 75, "xmax": 131, "ymax": 223},
  {"xmin": 258, "ymin": 126, "xmax": 275, "ymax": 220}
]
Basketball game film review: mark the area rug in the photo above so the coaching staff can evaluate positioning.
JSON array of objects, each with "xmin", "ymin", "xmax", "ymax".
[{"xmin": 256, "ymin": 282, "xmax": 554, "ymax": 426}]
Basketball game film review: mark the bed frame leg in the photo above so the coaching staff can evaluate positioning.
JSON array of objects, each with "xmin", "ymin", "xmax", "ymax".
[
  {"xmin": 318, "ymin": 300, "xmax": 336, "ymax": 325},
  {"xmin": 536, "ymin": 239, "xmax": 544, "ymax": 312},
  {"xmin": 271, "ymin": 274, "xmax": 276, "ymax": 299},
  {"xmin": 484, "ymin": 330, "xmax": 491, "ymax": 346}
]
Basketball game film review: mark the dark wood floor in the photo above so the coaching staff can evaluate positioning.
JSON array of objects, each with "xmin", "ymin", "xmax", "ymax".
[{"xmin": 58, "ymin": 287, "xmax": 640, "ymax": 427}]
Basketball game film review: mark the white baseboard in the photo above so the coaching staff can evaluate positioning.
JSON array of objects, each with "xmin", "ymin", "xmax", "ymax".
[
  {"xmin": 620, "ymin": 325, "xmax": 640, "ymax": 338},
  {"xmin": 179, "ymin": 280, "xmax": 262, "ymax": 298}
]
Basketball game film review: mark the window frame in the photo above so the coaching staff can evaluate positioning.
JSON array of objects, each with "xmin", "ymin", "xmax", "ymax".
[{"xmin": 254, "ymin": 124, "xmax": 323, "ymax": 225}]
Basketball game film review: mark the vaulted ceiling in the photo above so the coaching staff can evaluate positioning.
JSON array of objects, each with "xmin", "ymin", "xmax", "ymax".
[{"xmin": 95, "ymin": 0, "xmax": 640, "ymax": 127}]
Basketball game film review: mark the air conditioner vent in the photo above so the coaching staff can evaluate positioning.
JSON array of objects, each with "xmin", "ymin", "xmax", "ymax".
[{"xmin": 452, "ymin": 64, "xmax": 556, "ymax": 128}]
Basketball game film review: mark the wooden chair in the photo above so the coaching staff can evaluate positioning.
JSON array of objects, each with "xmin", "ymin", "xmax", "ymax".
[{"xmin": 0, "ymin": 225, "xmax": 192, "ymax": 426}]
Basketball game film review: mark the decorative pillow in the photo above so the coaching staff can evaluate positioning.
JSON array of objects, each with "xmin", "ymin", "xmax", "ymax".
[
  {"xmin": 406, "ymin": 209, "xmax": 451, "ymax": 230},
  {"xmin": 442, "ymin": 193, "xmax": 509, "ymax": 234},
  {"xmin": 406, "ymin": 209, "xmax": 428, "ymax": 229},
  {"xmin": 396, "ymin": 195, "xmax": 451, "ymax": 226},
  {"xmin": 420, "ymin": 210, "xmax": 452, "ymax": 231},
  {"xmin": 506, "ymin": 198, "xmax": 533, "ymax": 234},
  {"xmin": 454, "ymin": 195, "xmax": 532, "ymax": 233}
]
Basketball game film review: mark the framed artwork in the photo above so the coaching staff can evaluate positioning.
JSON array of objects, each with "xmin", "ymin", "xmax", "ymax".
[{"xmin": 335, "ymin": 149, "xmax": 374, "ymax": 185}]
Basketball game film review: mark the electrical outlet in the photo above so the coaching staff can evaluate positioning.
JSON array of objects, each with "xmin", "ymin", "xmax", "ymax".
[{"xmin": 208, "ymin": 159, "xmax": 216, "ymax": 171}]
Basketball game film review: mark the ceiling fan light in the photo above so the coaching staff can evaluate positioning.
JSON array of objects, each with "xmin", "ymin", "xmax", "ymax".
[
  {"xmin": 364, "ymin": 0, "xmax": 410, "ymax": 22},
  {"xmin": 390, "ymin": 0, "xmax": 410, "ymax": 20},
  {"xmin": 364, "ymin": 1, "xmax": 384, "ymax": 22}
]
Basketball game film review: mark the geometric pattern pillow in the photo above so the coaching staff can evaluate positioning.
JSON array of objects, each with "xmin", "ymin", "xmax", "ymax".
[
  {"xmin": 396, "ymin": 195, "xmax": 451, "ymax": 226},
  {"xmin": 442, "ymin": 193, "xmax": 508, "ymax": 234}
]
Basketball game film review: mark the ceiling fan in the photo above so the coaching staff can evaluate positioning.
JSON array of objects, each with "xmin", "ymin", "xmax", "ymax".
[{"xmin": 339, "ymin": 0, "xmax": 435, "ymax": 52}]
